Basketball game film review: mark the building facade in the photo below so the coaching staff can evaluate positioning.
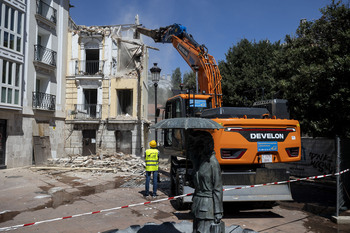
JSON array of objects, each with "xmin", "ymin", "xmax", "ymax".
[
  {"xmin": 0, "ymin": 0, "xmax": 69, "ymax": 168},
  {"xmin": 65, "ymin": 17, "xmax": 150, "ymax": 157}
]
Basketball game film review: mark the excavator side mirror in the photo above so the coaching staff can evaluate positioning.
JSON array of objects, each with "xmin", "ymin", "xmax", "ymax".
[{"xmin": 156, "ymin": 108, "xmax": 160, "ymax": 117}]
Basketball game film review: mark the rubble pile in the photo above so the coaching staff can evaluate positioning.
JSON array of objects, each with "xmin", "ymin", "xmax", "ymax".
[
  {"xmin": 45, "ymin": 153, "xmax": 169, "ymax": 175},
  {"xmin": 47, "ymin": 153, "xmax": 149, "ymax": 174}
]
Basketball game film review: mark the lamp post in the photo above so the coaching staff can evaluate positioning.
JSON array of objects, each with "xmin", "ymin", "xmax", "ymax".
[{"xmin": 150, "ymin": 63, "xmax": 161, "ymax": 143}]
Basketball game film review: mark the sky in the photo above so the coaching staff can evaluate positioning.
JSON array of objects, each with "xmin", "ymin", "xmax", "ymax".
[{"xmin": 69, "ymin": 0, "xmax": 331, "ymax": 77}]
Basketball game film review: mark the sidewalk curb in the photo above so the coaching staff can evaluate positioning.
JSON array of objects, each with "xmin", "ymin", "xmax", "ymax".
[{"xmin": 331, "ymin": 216, "xmax": 350, "ymax": 224}]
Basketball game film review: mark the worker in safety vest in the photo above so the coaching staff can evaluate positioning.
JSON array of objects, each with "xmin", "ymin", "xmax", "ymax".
[{"xmin": 144, "ymin": 140, "xmax": 159, "ymax": 198}]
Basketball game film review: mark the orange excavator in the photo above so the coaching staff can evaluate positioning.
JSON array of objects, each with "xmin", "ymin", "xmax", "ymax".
[{"xmin": 137, "ymin": 24, "xmax": 301, "ymax": 208}]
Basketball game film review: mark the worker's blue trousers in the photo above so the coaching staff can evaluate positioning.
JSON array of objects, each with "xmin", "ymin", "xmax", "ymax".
[{"xmin": 145, "ymin": 171, "xmax": 158, "ymax": 196}]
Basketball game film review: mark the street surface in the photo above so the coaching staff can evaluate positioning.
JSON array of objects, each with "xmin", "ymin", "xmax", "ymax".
[{"xmin": 0, "ymin": 167, "xmax": 349, "ymax": 233}]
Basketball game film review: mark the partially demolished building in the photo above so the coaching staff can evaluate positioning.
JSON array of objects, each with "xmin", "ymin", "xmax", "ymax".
[{"xmin": 65, "ymin": 17, "xmax": 150, "ymax": 157}]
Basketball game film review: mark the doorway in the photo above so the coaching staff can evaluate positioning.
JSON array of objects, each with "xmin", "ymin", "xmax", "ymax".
[
  {"xmin": 83, "ymin": 89, "xmax": 97, "ymax": 118},
  {"xmin": 0, "ymin": 120, "xmax": 6, "ymax": 169},
  {"xmin": 115, "ymin": 130, "xmax": 132, "ymax": 154},
  {"xmin": 33, "ymin": 136, "xmax": 51, "ymax": 165},
  {"xmin": 85, "ymin": 49, "xmax": 99, "ymax": 74},
  {"xmin": 82, "ymin": 130, "xmax": 96, "ymax": 156}
]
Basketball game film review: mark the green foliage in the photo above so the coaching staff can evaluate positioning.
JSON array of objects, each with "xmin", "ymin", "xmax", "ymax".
[
  {"xmin": 183, "ymin": 71, "xmax": 196, "ymax": 90},
  {"xmin": 219, "ymin": 0, "xmax": 350, "ymax": 137},
  {"xmin": 279, "ymin": 0, "xmax": 350, "ymax": 137},
  {"xmin": 219, "ymin": 39, "xmax": 283, "ymax": 107},
  {"xmin": 171, "ymin": 67, "xmax": 182, "ymax": 89}
]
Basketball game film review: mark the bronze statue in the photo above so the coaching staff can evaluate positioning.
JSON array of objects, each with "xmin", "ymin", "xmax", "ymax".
[{"xmin": 189, "ymin": 130, "xmax": 224, "ymax": 233}]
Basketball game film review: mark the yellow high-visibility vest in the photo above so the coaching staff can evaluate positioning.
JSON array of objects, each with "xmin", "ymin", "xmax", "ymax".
[{"xmin": 145, "ymin": 149, "xmax": 159, "ymax": 171}]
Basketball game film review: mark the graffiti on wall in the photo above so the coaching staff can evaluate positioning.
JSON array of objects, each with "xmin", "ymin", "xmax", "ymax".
[
  {"xmin": 279, "ymin": 138, "xmax": 336, "ymax": 177},
  {"xmin": 309, "ymin": 151, "xmax": 335, "ymax": 174}
]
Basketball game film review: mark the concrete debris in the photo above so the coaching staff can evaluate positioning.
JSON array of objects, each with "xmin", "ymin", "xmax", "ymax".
[
  {"xmin": 111, "ymin": 114, "xmax": 138, "ymax": 121},
  {"xmin": 72, "ymin": 25, "xmax": 112, "ymax": 36},
  {"xmin": 45, "ymin": 153, "xmax": 168, "ymax": 176}
]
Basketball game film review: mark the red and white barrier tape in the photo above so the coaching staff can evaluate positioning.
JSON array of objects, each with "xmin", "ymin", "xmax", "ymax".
[
  {"xmin": 223, "ymin": 168, "xmax": 350, "ymax": 192},
  {"xmin": 0, "ymin": 168, "xmax": 349, "ymax": 232}
]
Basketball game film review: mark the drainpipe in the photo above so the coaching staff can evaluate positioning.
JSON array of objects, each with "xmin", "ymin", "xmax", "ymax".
[
  {"xmin": 141, "ymin": 119, "xmax": 144, "ymax": 157},
  {"xmin": 136, "ymin": 50, "xmax": 143, "ymax": 156}
]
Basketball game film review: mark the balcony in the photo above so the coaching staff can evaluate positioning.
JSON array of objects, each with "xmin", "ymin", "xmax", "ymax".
[
  {"xmin": 34, "ymin": 45, "xmax": 57, "ymax": 67},
  {"xmin": 32, "ymin": 92, "xmax": 56, "ymax": 111},
  {"xmin": 36, "ymin": 0, "xmax": 57, "ymax": 25},
  {"xmin": 75, "ymin": 60, "xmax": 105, "ymax": 75},
  {"xmin": 72, "ymin": 104, "xmax": 102, "ymax": 119}
]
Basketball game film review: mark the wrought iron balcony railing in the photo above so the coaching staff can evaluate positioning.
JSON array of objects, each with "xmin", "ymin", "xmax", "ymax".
[
  {"xmin": 36, "ymin": 0, "xmax": 57, "ymax": 24},
  {"xmin": 73, "ymin": 104, "xmax": 102, "ymax": 119},
  {"xmin": 32, "ymin": 92, "xmax": 56, "ymax": 111},
  {"xmin": 75, "ymin": 60, "xmax": 105, "ymax": 75},
  {"xmin": 34, "ymin": 45, "xmax": 57, "ymax": 67}
]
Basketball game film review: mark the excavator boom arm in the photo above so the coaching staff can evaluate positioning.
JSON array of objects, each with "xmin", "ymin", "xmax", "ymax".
[{"xmin": 137, "ymin": 24, "xmax": 222, "ymax": 107}]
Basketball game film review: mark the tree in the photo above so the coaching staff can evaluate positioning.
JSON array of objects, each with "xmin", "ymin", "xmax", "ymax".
[
  {"xmin": 183, "ymin": 71, "xmax": 196, "ymax": 90},
  {"xmin": 279, "ymin": 0, "xmax": 350, "ymax": 137},
  {"xmin": 218, "ymin": 39, "xmax": 283, "ymax": 107},
  {"xmin": 171, "ymin": 67, "xmax": 182, "ymax": 89}
]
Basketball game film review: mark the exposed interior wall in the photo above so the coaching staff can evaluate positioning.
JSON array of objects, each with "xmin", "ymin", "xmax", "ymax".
[
  {"xmin": 110, "ymin": 78, "xmax": 138, "ymax": 119},
  {"xmin": 64, "ymin": 122, "xmax": 141, "ymax": 156}
]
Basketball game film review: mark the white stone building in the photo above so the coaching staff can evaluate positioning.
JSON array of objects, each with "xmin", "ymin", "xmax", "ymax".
[{"xmin": 0, "ymin": 0, "xmax": 69, "ymax": 168}]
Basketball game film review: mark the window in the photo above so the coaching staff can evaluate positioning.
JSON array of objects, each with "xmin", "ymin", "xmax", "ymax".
[
  {"xmin": 4, "ymin": 5, "xmax": 9, "ymax": 29},
  {"xmin": 10, "ymin": 8, "xmax": 15, "ymax": 31},
  {"xmin": 0, "ymin": 3, "xmax": 2, "ymax": 26},
  {"xmin": 35, "ymin": 79, "xmax": 40, "ymax": 93},
  {"xmin": 175, "ymin": 99, "xmax": 181, "ymax": 118},
  {"xmin": 166, "ymin": 103, "xmax": 172, "ymax": 119},
  {"xmin": 16, "ymin": 37, "xmax": 21, "ymax": 52},
  {"xmin": 14, "ymin": 89, "xmax": 19, "ymax": 104},
  {"xmin": 1, "ymin": 87, "xmax": 6, "ymax": 103},
  {"xmin": 2, "ymin": 61, "xmax": 6, "ymax": 83},
  {"xmin": 0, "ymin": 60, "xmax": 21, "ymax": 106},
  {"xmin": 15, "ymin": 63, "xmax": 20, "ymax": 86},
  {"xmin": 7, "ymin": 88, "xmax": 12, "ymax": 103},
  {"xmin": 1, "ymin": 4, "xmax": 24, "ymax": 53},
  {"xmin": 3, "ymin": 31, "xmax": 8, "ymax": 47},
  {"xmin": 117, "ymin": 89, "xmax": 133, "ymax": 115},
  {"xmin": 8, "ymin": 61, "xmax": 12, "ymax": 85},
  {"xmin": 17, "ymin": 12, "xmax": 22, "ymax": 34},
  {"xmin": 9, "ymin": 34, "xmax": 14, "ymax": 49}
]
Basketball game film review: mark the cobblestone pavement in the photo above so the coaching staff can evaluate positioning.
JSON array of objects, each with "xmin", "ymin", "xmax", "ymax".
[{"xmin": 0, "ymin": 167, "xmax": 349, "ymax": 233}]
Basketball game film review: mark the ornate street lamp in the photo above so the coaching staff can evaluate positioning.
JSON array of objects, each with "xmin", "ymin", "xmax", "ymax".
[{"xmin": 150, "ymin": 63, "xmax": 161, "ymax": 143}]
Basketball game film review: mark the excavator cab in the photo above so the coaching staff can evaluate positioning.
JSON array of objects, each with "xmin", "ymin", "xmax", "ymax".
[{"xmin": 164, "ymin": 94, "xmax": 212, "ymax": 119}]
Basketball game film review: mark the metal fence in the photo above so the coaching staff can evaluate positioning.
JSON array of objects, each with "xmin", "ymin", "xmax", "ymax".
[
  {"xmin": 32, "ymin": 92, "xmax": 56, "ymax": 111},
  {"xmin": 75, "ymin": 60, "xmax": 105, "ymax": 75},
  {"xmin": 274, "ymin": 137, "xmax": 350, "ymax": 217},
  {"xmin": 34, "ymin": 45, "xmax": 57, "ymax": 67},
  {"xmin": 73, "ymin": 104, "xmax": 102, "ymax": 119},
  {"xmin": 336, "ymin": 137, "xmax": 350, "ymax": 216},
  {"xmin": 36, "ymin": 0, "xmax": 57, "ymax": 24}
]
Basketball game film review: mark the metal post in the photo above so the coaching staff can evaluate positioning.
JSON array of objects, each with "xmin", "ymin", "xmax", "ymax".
[
  {"xmin": 336, "ymin": 136, "xmax": 341, "ymax": 217},
  {"xmin": 154, "ymin": 82, "xmax": 158, "ymax": 143},
  {"xmin": 150, "ymin": 63, "xmax": 161, "ymax": 144}
]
